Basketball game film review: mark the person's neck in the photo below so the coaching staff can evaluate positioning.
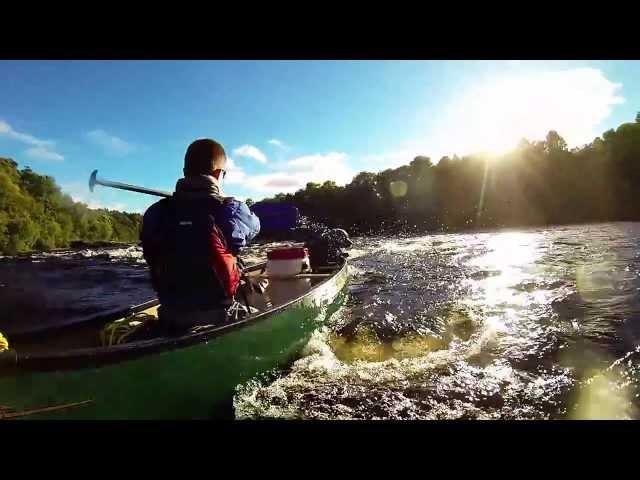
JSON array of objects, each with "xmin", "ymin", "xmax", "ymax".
[{"xmin": 175, "ymin": 174, "xmax": 225, "ymax": 199}]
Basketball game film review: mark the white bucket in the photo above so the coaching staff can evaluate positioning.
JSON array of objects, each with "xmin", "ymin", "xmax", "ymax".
[{"xmin": 266, "ymin": 247, "xmax": 310, "ymax": 278}]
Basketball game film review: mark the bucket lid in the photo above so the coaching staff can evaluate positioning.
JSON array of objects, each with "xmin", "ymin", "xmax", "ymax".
[{"xmin": 267, "ymin": 247, "xmax": 309, "ymax": 260}]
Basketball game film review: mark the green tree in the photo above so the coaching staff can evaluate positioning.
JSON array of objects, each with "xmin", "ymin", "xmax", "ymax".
[
  {"xmin": 0, "ymin": 157, "xmax": 142, "ymax": 254},
  {"xmin": 545, "ymin": 130, "xmax": 568, "ymax": 153},
  {"xmin": 235, "ymin": 119, "xmax": 640, "ymax": 236}
]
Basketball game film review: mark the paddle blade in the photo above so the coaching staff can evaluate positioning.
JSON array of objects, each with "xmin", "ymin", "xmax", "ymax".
[{"xmin": 89, "ymin": 170, "xmax": 98, "ymax": 192}]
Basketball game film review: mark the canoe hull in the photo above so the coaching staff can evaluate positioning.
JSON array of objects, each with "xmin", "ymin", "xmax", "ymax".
[{"xmin": 0, "ymin": 263, "xmax": 348, "ymax": 420}]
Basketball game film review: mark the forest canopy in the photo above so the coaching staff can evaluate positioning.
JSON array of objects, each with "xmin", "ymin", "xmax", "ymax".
[
  {"xmin": 0, "ymin": 157, "xmax": 141, "ymax": 254},
  {"xmin": 257, "ymin": 116, "xmax": 640, "ymax": 236},
  {"xmin": 3, "ymin": 115, "xmax": 640, "ymax": 253}
]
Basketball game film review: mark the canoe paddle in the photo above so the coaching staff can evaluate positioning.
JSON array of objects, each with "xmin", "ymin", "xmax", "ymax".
[{"xmin": 89, "ymin": 170, "xmax": 172, "ymax": 198}]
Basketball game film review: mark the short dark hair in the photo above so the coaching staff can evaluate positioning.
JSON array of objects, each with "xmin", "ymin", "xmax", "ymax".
[{"xmin": 184, "ymin": 139, "xmax": 226, "ymax": 177}]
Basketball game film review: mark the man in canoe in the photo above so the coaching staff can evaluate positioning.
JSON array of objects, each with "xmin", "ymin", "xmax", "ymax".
[
  {"xmin": 292, "ymin": 226, "xmax": 352, "ymax": 270},
  {"xmin": 141, "ymin": 139, "xmax": 261, "ymax": 334}
]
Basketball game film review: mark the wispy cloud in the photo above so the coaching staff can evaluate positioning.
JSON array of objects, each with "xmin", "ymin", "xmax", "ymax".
[
  {"xmin": 233, "ymin": 144, "xmax": 268, "ymax": 164},
  {"xmin": 25, "ymin": 146, "xmax": 64, "ymax": 162},
  {"xmin": 87, "ymin": 129, "xmax": 136, "ymax": 156},
  {"xmin": 268, "ymin": 138, "xmax": 289, "ymax": 149},
  {"xmin": 0, "ymin": 119, "xmax": 65, "ymax": 162}
]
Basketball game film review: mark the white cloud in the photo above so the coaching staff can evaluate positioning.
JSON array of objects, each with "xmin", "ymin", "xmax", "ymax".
[
  {"xmin": 226, "ymin": 152, "xmax": 354, "ymax": 195},
  {"xmin": 268, "ymin": 138, "xmax": 288, "ymax": 149},
  {"xmin": 226, "ymin": 157, "xmax": 239, "ymax": 170},
  {"xmin": 87, "ymin": 129, "xmax": 136, "ymax": 156},
  {"xmin": 418, "ymin": 67, "xmax": 625, "ymax": 160},
  {"xmin": 0, "ymin": 120, "xmax": 53, "ymax": 147},
  {"xmin": 233, "ymin": 144, "xmax": 268, "ymax": 164},
  {"xmin": 224, "ymin": 157, "xmax": 248, "ymax": 185},
  {"xmin": 25, "ymin": 146, "xmax": 64, "ymax": 162},
  {"xmin": 0, "ymin": 119, "xmax": 64, "ymax": 161}
]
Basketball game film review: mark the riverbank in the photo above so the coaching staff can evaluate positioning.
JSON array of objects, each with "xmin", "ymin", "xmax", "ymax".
[{"xmin": 3, "ymin": 241, "xmax": 138, "ymax": 259}]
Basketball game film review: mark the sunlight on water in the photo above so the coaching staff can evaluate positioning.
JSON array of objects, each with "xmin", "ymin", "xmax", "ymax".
[
  {"xmin": 4, "ymin": 222, "xmax": 639, "ymax": 419},
  {"xmin": 330, "ymin": 326, "xmax": 449, "ymax": 364},
  {"xmin": 472, "ymin": 232, "xmax": 540, "ymax": 268},
  {"xmin": 468, "ymin": 232, "xmax": 542, "ymax": 309},
  {"xmin": 234, "ymin": 223, "xmax": 640, "ymax": 420},
  {"xmin": 19, "ymin": 225, "xmax": 634, "ymax": 419},
  {"xmin": 376, "ymin": 236, "xmax": 434, "ymax": 253}
]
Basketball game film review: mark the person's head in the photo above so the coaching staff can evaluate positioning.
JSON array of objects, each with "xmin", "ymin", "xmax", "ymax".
[{"xmin": 183, "ymin": 138, "xmax": 227, "ymax": 182}]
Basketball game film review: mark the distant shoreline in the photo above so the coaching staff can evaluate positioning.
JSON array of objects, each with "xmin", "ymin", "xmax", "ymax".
[
  {"xmin": 4, "ymin": 219, "xmax": 639, "ymax": 259},
  {"xmin": 4, "ymin": 241, "xmax": 138, "ymax": 258}
]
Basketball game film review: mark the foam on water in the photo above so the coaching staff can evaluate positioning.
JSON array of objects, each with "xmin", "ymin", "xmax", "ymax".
[
  {"xmin": 4, "ymin": 223, "xmax": 640, "ymax": 418},
  {"xmin": 235, "ymin": 223, "xmax": 640, "ymax": 419}
]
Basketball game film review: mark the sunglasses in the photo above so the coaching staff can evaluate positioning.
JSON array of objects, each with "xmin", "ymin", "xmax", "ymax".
[{"xmin": 213, "ymin": 169, "xmax": 227, "ymax": 180}]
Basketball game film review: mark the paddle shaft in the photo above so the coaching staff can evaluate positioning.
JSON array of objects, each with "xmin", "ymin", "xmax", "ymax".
[{"xmin": 89, "ymin": 170, "xmax": 172, "ymax": 198}]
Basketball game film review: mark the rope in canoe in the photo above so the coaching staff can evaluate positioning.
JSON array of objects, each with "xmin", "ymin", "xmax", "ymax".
[{"xmin": 100, "ymin": 312, "xmax": 157, "ymax": 346}]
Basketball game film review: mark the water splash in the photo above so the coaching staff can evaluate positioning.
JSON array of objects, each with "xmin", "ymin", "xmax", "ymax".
[{"xmin": 236, "ymin": 223, "xmax": 640, "ymax": 419}]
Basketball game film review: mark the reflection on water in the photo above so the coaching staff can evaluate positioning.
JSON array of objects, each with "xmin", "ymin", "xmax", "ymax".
[{"xmin": 235, "ymin": 222, "xmax": 640, "ymax": 419}]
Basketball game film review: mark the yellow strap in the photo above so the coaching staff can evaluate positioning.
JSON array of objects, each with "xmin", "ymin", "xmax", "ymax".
[{"xmin": 0, "ymin": 332, "xmax": 8, "ymax": 352}]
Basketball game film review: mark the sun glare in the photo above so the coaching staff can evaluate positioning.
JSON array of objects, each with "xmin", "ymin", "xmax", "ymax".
[{"xmin": 425, "ymin": 68, "xmax": 624, "ymax": 160}]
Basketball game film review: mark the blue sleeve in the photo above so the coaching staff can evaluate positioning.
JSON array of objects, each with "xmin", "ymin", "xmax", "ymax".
[{"xmin": 217, "ymin": 199, "xmax": 261, "ymax": 252}]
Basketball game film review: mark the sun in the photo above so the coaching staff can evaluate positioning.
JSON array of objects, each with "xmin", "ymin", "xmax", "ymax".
[
  {"xmin": 429, "ymin": 68, "xmax": 623, "ymax": 160},
  {"xmin": 476, "ymin": 137, "xmax": 518, "ymax": 158}
]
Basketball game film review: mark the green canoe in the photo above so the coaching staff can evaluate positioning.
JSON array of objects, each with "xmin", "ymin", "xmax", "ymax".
[{"xmin": 0, "ymin": 259, "xmax": 348, "ymax": 420}]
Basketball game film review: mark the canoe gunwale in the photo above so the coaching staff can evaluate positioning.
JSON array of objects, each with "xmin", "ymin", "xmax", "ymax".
[{"xmin": 10, "ymin": 258, "xmax": 348, "ymax": 372}]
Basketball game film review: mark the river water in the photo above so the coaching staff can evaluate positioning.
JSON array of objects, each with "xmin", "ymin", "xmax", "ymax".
[{"xmin": 3, "ymin": 222, "xmax": 640, "ymax": 419}]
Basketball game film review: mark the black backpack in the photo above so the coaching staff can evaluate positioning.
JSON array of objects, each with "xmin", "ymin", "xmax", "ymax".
[{"xmin": 153, "ymin": 197, "xmax": 230, "ymax": 309}]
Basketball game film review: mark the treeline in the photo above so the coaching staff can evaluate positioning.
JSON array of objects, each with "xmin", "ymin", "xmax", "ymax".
[
  {"xmin": 259, "ymin": 116, "xmax": 640, "ymax": 235},
  {"xmin": 0, "ymin": 157, "xmax": 141, "ymax": 254}
]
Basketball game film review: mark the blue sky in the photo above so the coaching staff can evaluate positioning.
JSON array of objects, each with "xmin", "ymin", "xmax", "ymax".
[{"xmin": 0, "ymin": 60, "xmax": 638, "ymax": 213}]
